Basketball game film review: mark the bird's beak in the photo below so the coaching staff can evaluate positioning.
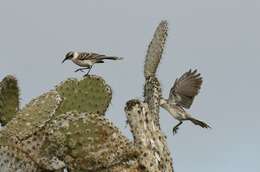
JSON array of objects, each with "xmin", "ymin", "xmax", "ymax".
[{"xmin": 62, "ymin": 57, "xmax": 68, "ymax": 63}]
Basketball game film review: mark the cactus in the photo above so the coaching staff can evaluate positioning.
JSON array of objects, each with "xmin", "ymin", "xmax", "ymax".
[
  {"xmin": 127, "ymin": 20, "xmax": 173, "ymax": 172},
  {"xmin": 4, "ymin": 91, "xmax": 62, "ymax": 141},
  {"xmin": 42, "ymin": 112, "xmax": 139, "ymax": 171},
  {"xmin": 144, "ymin": 20, "xmax": 168, "ymax": 78},
  {"xmin": 0, "ymin": 74, "xmax": 136, "ymax": 171},
  {"xmin": 0, "ymin": 75, "xmax": 20, "ymax": 125},
  {"xmin": 0, "ymin": 146, "xmax": 38, "ymax": 172},
  {"xmin": 55, "ymin": 75, "xmax": 112, "ymax": 115},
  {"xmin": 143, "ymin": 21, "xmax": 168, "ymax": 129}
]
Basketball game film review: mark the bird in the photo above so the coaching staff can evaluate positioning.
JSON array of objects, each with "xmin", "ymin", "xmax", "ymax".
[
  {"xmin": 62, "ymin": 51, "xmax": 123, "ymax": 76},
  {"xmin": 160, "ymin": 69, "xmax": 211, "ymax": 135}
]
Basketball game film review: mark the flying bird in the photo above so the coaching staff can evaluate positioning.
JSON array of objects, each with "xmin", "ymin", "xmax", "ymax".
[
  {"xmin": 160, "ymin": 69, "xmax": 211, "ymax": 134},
  {"xmin": 62, "ymin": 51, "xmax": 123, "ymax": 76}
]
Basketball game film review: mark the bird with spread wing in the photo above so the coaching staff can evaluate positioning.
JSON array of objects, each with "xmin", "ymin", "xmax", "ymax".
[{"xmin": 160, "ymin": 69, "xmax": 211, "ymax": 135}]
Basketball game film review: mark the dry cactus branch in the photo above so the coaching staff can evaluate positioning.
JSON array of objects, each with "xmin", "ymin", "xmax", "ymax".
[
  {"xmin": 144, "ymin": 21, "xmax": 168, "ymax": 128},
  {"xmin": 125, "ymin": 100, "xmax": 173, "ymax": 172},
  {"xmin": 125, "ymin": 21, "xmax": 173, "ymax": 172}
]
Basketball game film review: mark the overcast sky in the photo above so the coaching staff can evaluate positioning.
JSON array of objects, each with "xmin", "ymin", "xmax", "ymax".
[{"xmin": 0, "ymin": 1, "xmax": 259, "ymax": 171}]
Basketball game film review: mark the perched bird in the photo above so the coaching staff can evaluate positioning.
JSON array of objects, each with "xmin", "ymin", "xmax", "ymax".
[
  {"xmin": 62, "ymin": 51, "xmax": 123, "ymax": 76},
  {"xmin": 160, "ymin": 69, "xmax": 211, "ymax": 134}
]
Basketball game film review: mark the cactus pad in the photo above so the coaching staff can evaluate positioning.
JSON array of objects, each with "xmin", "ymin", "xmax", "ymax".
[
  {"xmin": 144, "ymin": 20, "xmax": 168, "ymax": 78},
  {"xmin": 0, "ymin": 75, "xmax": 20, "ymax": 125},
  {"xmin": 5, "ymin": 91, "xmax": 62, "ymax": 140},
  {"xmin": 55, "ymin": 75, "xmax": 112, "ymax": 115},
  {"xmin": 43, "ymin": 112, "xmax": 139, "ymax": 171}
]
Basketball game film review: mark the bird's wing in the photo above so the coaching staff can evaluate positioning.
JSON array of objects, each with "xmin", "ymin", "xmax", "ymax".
[
  {"xmin": 168, "ymin": 69, "xmax": 202, "ymax": 109},
  {"xmin": 78, "ymin": 53, "xmax": 105, "ymax": 60}
]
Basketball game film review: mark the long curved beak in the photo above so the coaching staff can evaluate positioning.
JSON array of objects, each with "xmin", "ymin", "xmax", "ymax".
[{"xmin": 62, "ymin": 57, "xmax": 68, "ymax": 63}]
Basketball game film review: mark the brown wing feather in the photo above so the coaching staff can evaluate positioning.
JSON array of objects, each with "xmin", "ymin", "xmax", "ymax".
[
  {"xmin": 78, "ymin": 53, "xmax": 105, "ymax": 60},
  {"xmin": 169, "ymin": 69, "xmax": 203, "ymax": 109}
]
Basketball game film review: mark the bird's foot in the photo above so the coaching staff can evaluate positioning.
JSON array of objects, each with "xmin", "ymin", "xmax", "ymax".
[
  {"xmin": 74, "ymin": 68, "xmax": 86, "ymax": 73},
  {"xmin": 172, "ymin": 121, "xmax": 183, "ymax": 135},
  {"xmin": 83, "ymin": 70, "xmax": 91, "ymax": 77},
  {"xmin": 83, "ymin": 67, "xmax": 92, "ymax": 77},
  {"xmin": 84, "ymin": 73, "xmax": 90, "ymax": 77},
  {"xmin": 172, "ymin": 127, "xmax": 179, "ymax": 135}
]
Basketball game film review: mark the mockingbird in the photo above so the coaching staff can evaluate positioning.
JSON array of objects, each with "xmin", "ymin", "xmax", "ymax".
[
  {"xmin": 160, "ymin": 69, "xmax": 211, "ymax": 134},
  {"xmin": 62, "ymin": 51, "xmax": 123, "ymax": 76}
]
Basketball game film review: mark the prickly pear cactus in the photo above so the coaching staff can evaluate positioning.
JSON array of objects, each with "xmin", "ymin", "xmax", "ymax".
[
  {"xmin": 4, "ymin": 90, "xmax": 62, "ymax": 140},
  {"xmin": 0, "ymin": 75, "xmax": 20, "ymax": 125},
  {"xmin": 0, "ymin": 74, "xmax": 134, "ymax": 171},
  {"xmin": 3, "ymin": 75, "xmax": 112, "ymax": 140},
  {"xmin": 42, "ymin": 112, "xmax": 139, "ymax": 171},
  {"xmin": 144, "ymin": 20, "xmax": 168, "ymax": 78},
  {"xmin": 144, "ymin": 21, "xmax": 168, "ymax": 128},
  {"xmin": 127, "ymin": 20, "xmax": 173, "ymax": 172},
  {"xmin": 55, "ymin": 75, "xmax": 112, "ymax": 115}
]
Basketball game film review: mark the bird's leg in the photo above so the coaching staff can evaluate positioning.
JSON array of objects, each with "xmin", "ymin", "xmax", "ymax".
[
  {"xmin": 84, "ymin": 66, "xmax": 93, "ymax": 76},
  {"xmin": 74, "ymin": 67, "xmax": 89, "ymax": 73},
  {"xmin": 172, "ymin": 121, "xmax": 183, "ymax": 135}
]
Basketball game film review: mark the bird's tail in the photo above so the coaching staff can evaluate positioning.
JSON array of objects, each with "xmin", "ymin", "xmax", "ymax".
[
  {"xmin": 188, "ymin": 117, "xmax": 211, "ymax": 129},
  {"xmin": 100, "ymin": 56, "xmax": 123, "ymax": 60}
]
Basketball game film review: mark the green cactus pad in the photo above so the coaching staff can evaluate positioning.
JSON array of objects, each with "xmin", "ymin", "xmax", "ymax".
[
  {"xmin": 5, "ymin": 91, "xmax": 62, "ymax": 140},
  {"xmin": 0, "ymin": 75, "xmax": 20, "ymax": 125},
  {"xmin": 43, "ymin": 112, "xmax": 139, "ymax": 171},
  {"xmin": 55, "ymin": 75, "xmax": 112, "ymax": 115}
]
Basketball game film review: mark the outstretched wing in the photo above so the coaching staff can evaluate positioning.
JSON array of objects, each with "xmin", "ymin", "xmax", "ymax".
[{"xmin": 168, "ymin": 69, "xmax": 202, "ymax": 109}]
